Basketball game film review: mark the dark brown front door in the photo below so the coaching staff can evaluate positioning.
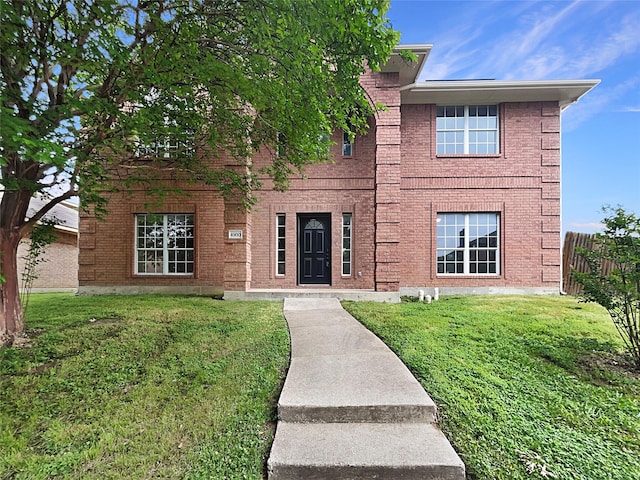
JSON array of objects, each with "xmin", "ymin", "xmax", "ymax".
[{"xmin": 298, "ymin": 214, "xmax": 331, "ymax": 285}]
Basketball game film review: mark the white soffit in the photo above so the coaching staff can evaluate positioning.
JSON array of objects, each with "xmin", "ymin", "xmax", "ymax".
[
  {"xmin": 381, "ymin": 44, "xmax": 433, "ymax": 86},
  {"xmin": 400, "ymin": 79, "xmax": 600, "ymax": 108}
]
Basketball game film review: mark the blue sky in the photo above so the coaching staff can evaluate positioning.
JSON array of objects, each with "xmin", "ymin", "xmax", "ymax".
[{"xmin": 387, "ymin": 0, "xmax": 640, "ymax": 233}]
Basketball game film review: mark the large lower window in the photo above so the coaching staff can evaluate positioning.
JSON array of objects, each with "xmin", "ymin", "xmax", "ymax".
[
  {"xmin": 342, "ymin": 213, "xmax": 352, "ymax": 276},
  {"xmin": 136, "ymin": 214, "xmax": 194, "ymax": 274},
  {"xmin": 437, "ymin": 213, "xmax": 499, "ymax": 275},
  {"xmin": 436, "ymin": 105, "xmax": 498, "ymax": 154}
]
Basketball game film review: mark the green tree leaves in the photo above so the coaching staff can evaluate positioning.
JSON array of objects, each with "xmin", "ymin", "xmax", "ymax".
[
  {"xmin": 1, "ymin": 0, "xmax": 399, "ymax": 340},
  {"xmin": 575, "ymin": 206, "xmax": 640, "ymax": 369}
]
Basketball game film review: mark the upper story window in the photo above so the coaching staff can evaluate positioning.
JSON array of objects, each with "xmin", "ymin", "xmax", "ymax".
[
  {"xmin": 436, "ymin": 105, "xmax": 498, "ymax": 155},
  {"xmin": 342, "ymin": 130, "xmax": 353, "ymax": 156},
  {"xmin": 136, "ymin": 137, "xmax": 194, "ymax": 159}
]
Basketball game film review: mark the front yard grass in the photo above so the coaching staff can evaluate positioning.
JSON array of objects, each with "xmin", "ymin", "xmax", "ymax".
[
  {"xmin": 3, "ymin": 294, "xmax": 639, "ymax": 479},
  {"xmin": 344, "ymin": 296, "xmax": 640, "ymax": 480},
  {"xmin": 0, "ymin": 294, "xmax": 289, "ymax": 479}
]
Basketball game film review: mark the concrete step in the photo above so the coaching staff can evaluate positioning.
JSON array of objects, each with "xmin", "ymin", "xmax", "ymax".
[
  {"xmin": 268, "ymin": 422, "xmax": 465, "ymax": 480},
  {"xmin": 278, "ymin": 352, "xmax": 438, "ymax": 423},
  {"xmin": 269, "ymin": 298, "xmax": 465, "ymax": 479}
]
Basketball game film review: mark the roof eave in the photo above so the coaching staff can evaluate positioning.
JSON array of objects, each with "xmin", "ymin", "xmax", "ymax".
[
  {"xmin": 380, "ymin": 44, "xmax": 433, "ymax": 86},
  {"xmin": 400, "ymin": 79, "xmax": 600, "ymax": 108}
]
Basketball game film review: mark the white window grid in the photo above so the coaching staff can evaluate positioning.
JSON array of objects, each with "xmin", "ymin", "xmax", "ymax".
[
  {"xmin": 436, "ymin": 213, "xmax": 500, "ymax": 275},
  {"xmin": 135, "ymin": 213, "xmax": 194, "ymax": 275},
  {"xmin": 436, "ymin": 105, "xmax": 499, "ymax": 155},
  {"xmin": 276, "ymin": 214, "xmax": 286, "ymax": 275},
  {"xmin": 342, "ymin": 213, "xmax": 352, "ymax": 276}
]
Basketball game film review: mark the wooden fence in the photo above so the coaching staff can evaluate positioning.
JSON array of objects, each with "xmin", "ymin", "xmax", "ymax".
[{"xmin": 562, "ymin": 231, "xmax": 615, "ymax": 295}]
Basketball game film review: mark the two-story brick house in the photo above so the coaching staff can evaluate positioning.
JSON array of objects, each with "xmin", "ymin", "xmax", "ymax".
[{"xmin": 78, "ymin": 44, "xmax": 598, "ymax": 300}]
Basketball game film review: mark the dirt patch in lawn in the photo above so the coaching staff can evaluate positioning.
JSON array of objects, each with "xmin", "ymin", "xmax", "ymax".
[{"xmin": 579, "ymin": 351, "xmax": 640, "ymax": 381}]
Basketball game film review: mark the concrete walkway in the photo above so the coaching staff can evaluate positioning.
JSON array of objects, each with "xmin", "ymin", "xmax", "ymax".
[{"xmin": 267, "ymin": 298, "xmax": 465, "ymax": 479}]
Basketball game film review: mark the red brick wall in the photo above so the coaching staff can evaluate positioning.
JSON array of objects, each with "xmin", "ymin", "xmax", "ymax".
[
  {"xmin": 248, "ymin": 117, "xmax": 378, "ymax": 289},
  {"xmin": 78, "ymin": 189, "xmax": 226, "ymax": 294},
  {"xmin": 398, "ymin": 101, "xmax": 561, "ymax": 292},
  {"xmin": 78, "ymin": 72, "xmax": 562, "ymax": 295}
]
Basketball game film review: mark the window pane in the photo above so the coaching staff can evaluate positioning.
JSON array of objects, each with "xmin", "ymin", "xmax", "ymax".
[
  {"xmin": 276, "ymin": 214, "xmax": 286, "ymax": 275},
  {"xmin": 437, "ymin": 105, "xmax": 498, "ymax": 155},
  {"xmin": 342, "ymin": 130, "xmax": 353, "ymax": 156},
  {"xmin": 342, "ymin": 213, "xmax": 352, "ymax": 276},
  {"xmin": 436, "ymin": 212, "xmax": 499, "ymax": 275},
  {"xmin": 135, "ymin": 213, "xmax": 194, "ymax": 275}
]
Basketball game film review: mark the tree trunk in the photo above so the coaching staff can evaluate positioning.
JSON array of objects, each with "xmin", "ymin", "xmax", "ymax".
[{"xmin": 1, "ymin": 228, "xmax": 24, "ymax": 346}]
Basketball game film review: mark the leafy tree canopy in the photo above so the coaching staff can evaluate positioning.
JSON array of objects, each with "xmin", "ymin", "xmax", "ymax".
[{"xmin": 0, "ymin": 0, "xmax": 401, "ymax": 342}]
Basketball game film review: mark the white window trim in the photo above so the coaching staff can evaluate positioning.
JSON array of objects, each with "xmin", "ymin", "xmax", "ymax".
[
  {"xmin": 135, "ymin": 214, "xmax": 194, "ymax": 275},
  {"xmin": 436, "ymin": 105, "xmax": 499, "ymax": 155},
  {"xmin": 342, "ymin": 213, "xmax": 352, "ymax": 276},
  {"xmin": 276, "ymin": 214, "xmax": 286, "ymax": 276},
  {"xmin": 436, "ymin": 213, "xmax": 500, "ymax": 276}
]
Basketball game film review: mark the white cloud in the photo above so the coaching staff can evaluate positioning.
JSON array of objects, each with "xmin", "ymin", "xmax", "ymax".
[
  {"xmin": 565, "ymin": 11, "xmax": 640, "ymax": 78},
  {"xmin": 426, "ymin": 1, "xmax": 640, "ymax": 82}
]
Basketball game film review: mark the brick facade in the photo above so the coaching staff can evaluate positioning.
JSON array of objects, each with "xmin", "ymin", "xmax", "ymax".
[
  {"xmin": 18, "ymin": 230, "xmax": 78, "ymax": 291},
  {"xmin": 396, "ymin": 102, "xmax": 562, "ymax": 295},
  {"xmin": 77, "ymin": 45, "xmax": 596, "ymax": 297}
]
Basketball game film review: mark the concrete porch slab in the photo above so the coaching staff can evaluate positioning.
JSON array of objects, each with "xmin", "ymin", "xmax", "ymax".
[{"xmin": 223, "ymin": 288, "xmax": 401, "ymax": 303}]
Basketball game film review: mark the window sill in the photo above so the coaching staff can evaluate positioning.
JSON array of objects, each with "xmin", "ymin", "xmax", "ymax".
[
  {"xmin": 436, "ymin": 154, "xmax": 501, "ymax": 159},
  {"xmin": 134, "ymin": 274, "xmax": 194, "ymax": 277},
  {"xmin": 436, "ymin": 274, "xmax": 501, "ymax": 278}
]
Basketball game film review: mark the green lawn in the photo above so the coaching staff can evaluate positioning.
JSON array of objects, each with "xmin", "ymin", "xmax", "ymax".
[
  {"xmin": 2, "ymin": 294, "xmax": 639, "ymax": 479},
  {"xmin": 343, "ymin": 296, "xmax": 640, "ymax": 480},
  {"xmin": 0, "ymin": 294, "xmax": 289, "ymax": 479}
]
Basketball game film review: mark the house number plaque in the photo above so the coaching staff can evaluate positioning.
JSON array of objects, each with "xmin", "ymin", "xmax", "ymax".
[{"xmin": 228, "ymin": 229, "xmax": 243, "ymax": 240}]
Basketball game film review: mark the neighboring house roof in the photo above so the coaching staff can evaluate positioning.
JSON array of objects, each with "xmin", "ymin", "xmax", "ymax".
[
  {"xmin": 0, "ymin": 193, "xmax": 78, "ymax": 234},
  {"xmin": 31, "ymin": 197, "xmax": 79, "ymax": 234}
]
